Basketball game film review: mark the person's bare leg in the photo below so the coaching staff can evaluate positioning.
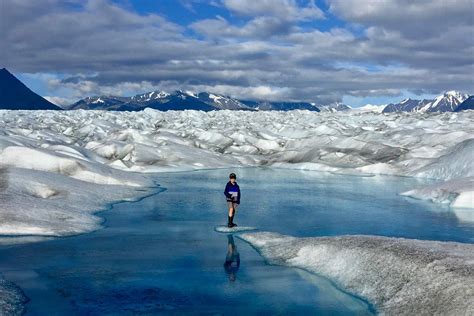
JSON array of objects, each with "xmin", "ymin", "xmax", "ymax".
[
  {"xmin": 231, "ymin": 205, "xmax": 237, "ymax": 227},
  {"xmin": 228, "ymin": 206, "xmax": 234, "ymax": 227}
]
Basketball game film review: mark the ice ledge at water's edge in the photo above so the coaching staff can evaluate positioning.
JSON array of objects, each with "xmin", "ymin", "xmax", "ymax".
[{"xmin": 238, "ymin": 232, "xmax": 474, "ymax": 316}]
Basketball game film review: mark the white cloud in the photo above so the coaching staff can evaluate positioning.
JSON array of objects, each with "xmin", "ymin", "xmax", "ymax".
[
  {"xmin": 223, "ymin": 0, "xmax": 324, "ymax": 20},
  {"xmin": 191, "ymin": 16, "xmax": 295, "ymax": 39},
  {"xmin": 328, "ymin": 0, "xmax": 473, "ymax": 38},
  {"xmin": 50, "ymin": 78, "xmax": 159, "ymax": 99},
  {"xmin": 3, "ymin": 0, "xmax": 473, "ymax": 105},
  {"xmin": 43, "ymin": 96, "xmax": 74, "ymax": 107},
  {"xmin": 196, "ymin": 84, "xmax": 291, "ymax": 101}
]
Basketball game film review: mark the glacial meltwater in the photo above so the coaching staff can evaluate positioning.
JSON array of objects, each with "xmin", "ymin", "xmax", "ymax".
[{"xmin": 0, "ymin": 168, "xmax": 473, "ymax": 315}]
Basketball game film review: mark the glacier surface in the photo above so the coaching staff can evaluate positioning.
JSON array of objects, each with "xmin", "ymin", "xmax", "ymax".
[
  {"xmin": 0, "ymin": 108, "xmax": 473, "ymax": 238},
  {"xmin": 214, "ymin": 225, "xmax": 257, "ymax": 233},
  {"xmin": 238, "ymin": 232, "xmax": 474, "ymax": 315},
  {"xmin": 0, "ymin": 108, "xmax": 473, "ymax": 314}
]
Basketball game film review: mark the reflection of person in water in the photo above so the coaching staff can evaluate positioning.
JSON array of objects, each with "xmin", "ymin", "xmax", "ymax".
[{"xmin": 224, "ymin": 235, "xmax": 240, "ymax": 282}]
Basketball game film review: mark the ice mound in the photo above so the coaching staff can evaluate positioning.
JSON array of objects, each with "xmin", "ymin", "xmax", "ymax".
[
  {"xmin": 1, "ymin": 146, "xmax": 150, "ymax": 187},
  {"xmin": 238, "ymin": 232, "xmax": 474, "ymax": 315},
  {"xmin": 214, "ymin": 225, "xmax": 257, "ymax": 233},
  {"xmin": 0, "ymin": 167, "xmax": 155, "ymax": 236},
  {"xmin": 401, "ymin": 177, "xmax": 474, "ymax": 210},
  {"xmin": 410, "ymin": 138, "xmax": 474, "ymax": 180},
  {"xmin": 0, "ymin": 273, "xmax": 28, "ymax": 316}
]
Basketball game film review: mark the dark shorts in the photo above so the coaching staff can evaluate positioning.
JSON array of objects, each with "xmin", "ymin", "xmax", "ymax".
[{"xmin": 227, "ymin": 202, "xmax": 239, "ymax": 210}]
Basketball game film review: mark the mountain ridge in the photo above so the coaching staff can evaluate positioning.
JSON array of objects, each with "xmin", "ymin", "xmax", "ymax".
[
  {"xmin": 382, "ymin": 91, "xmax": 469, "ymax": 113},
  {"xmin": 68, "ymin": 90, "xmax": 327, "ymax": 112},
  {"xmin": 0, "ymin": 68, "xmax": 471, "ymax": 113},
  {"xmin": 0, "ymin": 68, "xmax": 61, "ymax": 110}
]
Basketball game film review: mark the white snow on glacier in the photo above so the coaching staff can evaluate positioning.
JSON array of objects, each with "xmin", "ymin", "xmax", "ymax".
[
  {"xmin": 0, "ymin": 167, "xmax": 155, "ymax": 236},
  {"xmin": 238, "ymin": 232, "xmax": 474, "ymax": 315},
  {"xmin": 0, "ymin": 108, "xmax": 473, "ymax": 237}
]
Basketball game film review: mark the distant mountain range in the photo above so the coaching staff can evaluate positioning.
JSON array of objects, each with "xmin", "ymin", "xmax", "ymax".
[
  {"xmin": 382, "ymin": 91, "xmax": 469, "ymax": 113},
  {"xmin": 0, "ymin": 68, "xmax": 61, "ymax": 110},
  {"xmin": 70, "ymin": 90, "xmax": 472, "ymax": 113},
  {"xmin": 68, "ymin": 90, "xmax": 359, "ymax": 112},
  {"xmin": 67, "ymin": 90, "xmax": 328, "ymax": 112},
  {"xmin": 0, "ymin": 68, "xmax": 472, "ymax": 113},
  {"xmin": 68, "ymin": 91, "xmax": 267, "ymax": 111}
]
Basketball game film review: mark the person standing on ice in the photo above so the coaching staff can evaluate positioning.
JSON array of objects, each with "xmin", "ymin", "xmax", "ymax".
[{"xmin": 224, "ymin": 173, "xmax": 240, "ymax": 228}]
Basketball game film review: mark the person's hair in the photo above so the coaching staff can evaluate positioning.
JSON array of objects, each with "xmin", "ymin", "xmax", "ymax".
[{"xmin": 229, "ymin": 173, "xmax": 237, "ymax": 179}]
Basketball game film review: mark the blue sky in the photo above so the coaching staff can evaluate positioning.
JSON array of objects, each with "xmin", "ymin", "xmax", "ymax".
[
  {"xmin": 128, "ymin": 0, "xmax": 346, "ymax": 32},
  {"xmin": 4, "ymin": 0, "xmax": 473, "ymax": 107}
]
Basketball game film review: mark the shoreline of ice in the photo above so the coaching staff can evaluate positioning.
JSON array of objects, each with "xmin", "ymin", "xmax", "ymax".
[
  {"xmin": 238, "ymin": 232, "xmax": 474, "ymax": 315},
  {"xmin": 0, "ymin": 167, "xmax": 157, "ymax": 237}
]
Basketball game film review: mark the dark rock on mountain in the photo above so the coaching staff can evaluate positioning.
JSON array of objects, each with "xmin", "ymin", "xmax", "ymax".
[
  {"xmin": 0, "ymin": 68, "xmax": 61, "ymax": 110},
  {"xmin": 382, "ymin": 99, "xmax": 431, "ymax": 113},
  {"xmin": 454, "ymin": 96, "xmax": 474, "ymax": 112}
]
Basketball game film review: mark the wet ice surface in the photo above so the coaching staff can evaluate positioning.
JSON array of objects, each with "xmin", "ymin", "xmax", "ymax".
[
  {"xmin": 215, "ymin": 226, "xmax": 257, "ymax": 233},
  {"xmin": 238, "ymin": 232, "xmax": 474, "ymax": 315},
  {"xmin": 0, "ymin": 168, "xmax": 473, "ymax": 315}
]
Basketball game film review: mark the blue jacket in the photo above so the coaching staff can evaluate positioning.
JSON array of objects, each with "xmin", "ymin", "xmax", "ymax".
[{"xmin": 224, "ymin": 181, "xmax": 240, "ymax": 204}]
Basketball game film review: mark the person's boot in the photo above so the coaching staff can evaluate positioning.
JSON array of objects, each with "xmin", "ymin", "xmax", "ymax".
[
  {"xmin": 228, "ymin": 216, "xmax": 233, "ymax": 228},
  {"xmin": 230, "ymin": 213, "xmax": 237, "ymax": 228}
]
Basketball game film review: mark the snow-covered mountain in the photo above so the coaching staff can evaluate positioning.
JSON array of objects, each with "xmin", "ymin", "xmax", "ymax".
[
  {"xmin": 354, "ymin": 104, "xmax": 386, "ymax": 113},
  {"xmin": 196, "ymin": 92, "xmax": 252, "ymax": 110},
  {"xmin": 422, "ymin": 91, "xmax": 469, "ymax": 112},
  {"xmin": 68, "ymin": 89, "xmax": 472, "ymax": 113},
  {"xmin": 240, "ymin": 100, "xmax": 319, "ymax": 111},
  {"xmin": 0, "ymin": 68, "xmax": 61, "ymax": 110},
  {"xmin": 68, "ymin": 90, "xmax": 256, "ymax": 111},
  {"xmin": 130, "ymin": 90, "xmax": 170, "ymax": 102},
  {"xmin": 68, "ymin": 90, "xmax": 218, "ymax": 111},
  {"xmin": 67, "ymin": 96, "xmax": 131, "ymax": 110},
  {"xmin": 382, "ymin": 98, "xmax": 432, "ymax": 113},
  {"xmin": 382, "ymin": 91, "xmax": 469, "ymax": 113},
  {"xmin": 315, "ymin": 102, "xmax": 351, "ymax": 112},
  {"xmin": 68, "ymin": 90, "xmax": 324, "ymax": 111}
]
